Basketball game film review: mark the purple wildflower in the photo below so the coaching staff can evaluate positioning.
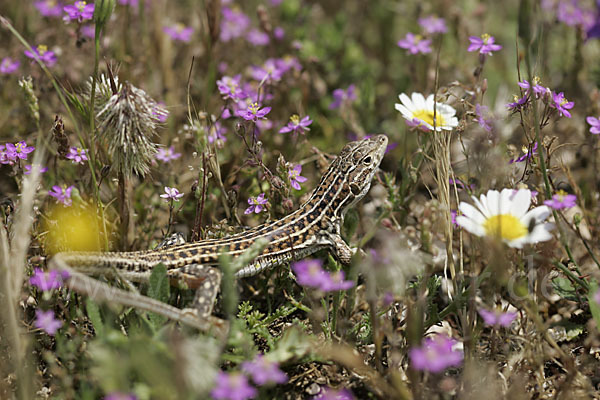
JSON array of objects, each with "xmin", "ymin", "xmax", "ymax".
[
  {"xmin": 329, "ymin": 84, "xmax": 357, "ymax": 109},
  {"xmin": 35, "ymin": 0, "xmax": 63, "ymax": 17},
  {"xmin": 518, "ymin": 78, "xmax": 547, "ymax": 98},
  {"xmin": 245, "ymin": 193, "xmax": 268, "ymax": 214},
  {"xmin": 587, "ymin": 116, "xmax": 600, "ymax": 134},
  {"xmin": 66, "ymin": 147, "xmax": 88, "ymax": 164},
  {"xmin": 247, "ymin": 29, "xmax": 270, "ymax": 46},
  {"xmin": 211, "ymin": 371, "xmax": 257, "ymax": 400},
  {"xmin": 292, "ymin": 259, "xmax": 329, "ymax": 289},
  {"xmin": 313, "ymin": 387, "xmax": 355, "ymax": 400},
  {"xmin": 467, "ymin": 34, "xmax": 502, "ymax": 55},
  {"xmin": 5, "ymin": 141, "xmax": 35, "ymax": 160},
  {"xmin": 418, "ymin": 15, "xmax": 447, "ymax": 34},
  {"xmin": 0, "ymin": 145, "xmax": 13, "ymax": 165},
  {"xmin": 273, "ymin": 27, "xmax": 285, "ymax": 40},
  {"xmin": 163, "ymin": 23, "xmax": 194, "ymax": 42},
  {"xmin": 276, "ymin": 56, "xmax": 302, "ymax": 74},
  {"xmin": 397, "ymin": 32, "xmax": 432, "ymax": 54},
  {"xmin": 49, "ymin": 185, "xmax": 74, "ymax": 206},
  {"xmin": 321, "ymin": 270, "xmax": 355, "ymax": 291},
  {"xmin": 63, "ymin": 1, "xmax": 95, "ymax": 23},
  {"xmin": 557, "ymin": 0, "xmax": 594, "ymax": 28},
  {"xmin": 237, "ymin": 103, "xmax": 271, "ymax": 122},
  {"xmin": 478, "ymin": 308, "xmax": 517, "ymax": 327},
  {"xmin": 217, "ymin": 75, "xmax": 247, "ymax": 101},
  {"xmin": 118, "ymin": 0, "xmax": 138, "ymax": 5},
  {"xmin": 24, "ymin": 45, "xmax": 57, "ymax": 67},
  {"xmin": 24, "ymin": 164, "xmax": 49, "ymax": 175},
  {"xmin": 506, "ymin": 94, "xmax": 528, "ymax": 111},
  {"xmin": 510, "ymin": 142, "xmax": 538, "ymax": 164},
  {"xmin": 155, "ymin": 146, "xmax": 182, "ymax": 163},
  {"xmin": 34, "ymin": 310, "xmax": 63, "ymax": 336},
  {"xmin": 241, "ymin": 354, "xmax": 288, "ymax": 386},
  {"xmin": 0, "ymin": 58, "xmax": 20, "ymax": 74},
  {"xmin": 543, "ymin": 190, "xmax": 577, "ymax": 209},
  {"xmin": 551, "ymin": 91, "xmax": 574, "ymax": 118},
  {"xmin": 409, "ymin": 334, "xmax": 463, "ymax": 373},
  {"xmin": 250, "ymin": 58, "xmax": 284, "ymax": 83},
  {"xmin": 450, "ymin": 209, "xmax": 458, "ymax": 227},
  {"xmin": 474, "ymin": 104, "xmax": 492, "ymax": 132},
  {"xmin": 160, "ymin": 186, "xmax": 184, "ymax": 202},
  {"xmin": 30, "ymin": 268, "xmax": 69, "ymax": 291},
  {"xmin": 288, "ymin": 164, "xmax": 308, "ymax": 190},
  {"xmin": 220, "ymin": 7, "xmax": 250, "ymax": 42},
  {"xmin": 104, "ymin": 393, "xmax": 137, "ymax": 400},
  {"xmin": 279, "ymin": 115, "xmax": 312, "ymax": 136}
]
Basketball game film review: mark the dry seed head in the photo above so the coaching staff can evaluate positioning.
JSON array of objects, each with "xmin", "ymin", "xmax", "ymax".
[
  {"xmin": 96, "ymin": 81, "xmax": 167, "ymax": 177},
  {"xmin": 83, "ymin": 73, "xmax": 122, "ymax": 113},
  {"xmin": 18, "ymin": 76, "xmax": 40, "ymax": 124}
]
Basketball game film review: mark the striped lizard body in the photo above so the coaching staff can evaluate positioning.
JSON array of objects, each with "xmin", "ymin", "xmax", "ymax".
[{"xmin": 54, "ymin": 135, "xmax": 387, "ymax": 317}]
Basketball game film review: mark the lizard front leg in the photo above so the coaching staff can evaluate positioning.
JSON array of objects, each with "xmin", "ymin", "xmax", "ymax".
[{"xmin": 174, "ymin": 264, "xmax": 222, "ymax": 318}]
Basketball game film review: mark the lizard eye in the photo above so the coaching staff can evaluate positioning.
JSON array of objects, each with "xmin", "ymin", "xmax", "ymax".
[{"xmin": 363, "ymin": 156, "xmax": 372, "ymax": 164}]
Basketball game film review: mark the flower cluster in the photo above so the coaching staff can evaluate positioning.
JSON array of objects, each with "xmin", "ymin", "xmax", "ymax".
[
  {"xmin": 410, "ymin": 334, "xmax": 463, "ymax": 373},
  {"xmin": 506, "ymin": 77, "xmax": 574, "ymax": 119},
  {"xmin": 292, "ymin": 259, "xmax": 355, "ymax": 292},
  {"xmin": 0, "ymin": 141, "xmax": 35, "ymax": 165}
]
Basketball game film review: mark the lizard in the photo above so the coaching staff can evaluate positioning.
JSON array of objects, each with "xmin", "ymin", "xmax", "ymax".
[{"xmin": 52, "ymin": 134, "xmax": 388, "ymax": 321}]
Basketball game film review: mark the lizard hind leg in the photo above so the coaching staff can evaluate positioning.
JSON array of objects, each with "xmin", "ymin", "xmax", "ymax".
[{"xmin": 174, "ymin": 264, "xmax": 222, "ymax": 318}]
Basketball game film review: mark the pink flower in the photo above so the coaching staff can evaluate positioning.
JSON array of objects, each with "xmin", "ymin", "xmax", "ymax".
[
  {"xmin": 246, "ymin": 29, "xmax": 270, "ymax": 46},
  {"xmin": 418, "ymin": 15, "xmax": 447, "ymax": 34},
  {"xmin": 24, "ymin": 45, "xmax": 57, "ymax": 67},
  {"xmin": 551, "ymin": 91, "xmax": 574, "ymax": 118},
  {"xmin": 543, "ymin": 190, "xmax": 577, "ymax": 209},
  {"xmin": 35, "ymin": 309, "xmax": 63, "ymax": 336},
  {"xmin": 288, "ymin": 164, "xmax": 308, "ymax": 190},
  {"xmin": 409, "ymin": 334, "xmax": 463, "ymax": 373},
  {"xmin": 211, "ymin": 371, "xmax": 257, "ymax": 400},
  {"xmin": 236, "ymin": 103, "xmax": 271, "ymax": 122},
  {"xmin": 241, "ymin": 354, "xmax": 288, "ymax": 385},
  {"xmin": 478, "ymin": 308, "xmax": 517, "ymax": 327},
  {"xmin": 49, "ymin": 185, "xmax": 74, "ymax": 206},
  {"xmin": 279, "ymin": 115, "xmax": 312, "ymax": 136},
  {"xmin": 586, "ymin": 116, "xmax": 600, "ymax": 134},
  {"xmin": 468, "ymin": 33, "xmax": 502, "ymax": 55},
  {"xmin": 30, "ymin": 268, "xmax": 70, "ymax": 291},
  {"xmin": 66, "ymin": 147, "xmax": 88, "ymax": 164},
  {"xmin": 244, "ymin": 193, "xmax": 268, "ymax": 214},
  {"xmin": 63, "ymin": 1, "xmax": 95, "ymax": 23},
  {"xmin": 163, "ymin": 23, "xmax": 194, "ymax": 42},
  {"xmin": 35, "ymin": 0, "xmax": 63, "ymax": 17},
  {"xmin": 0, "ymin": 58, "xmax": 20, "ymax": 74},
  {"xmin": 160, "ymin": 186, "xmax": 184, "ymax": 202},
  {"xmin": 397, "ymin": 32, "xmax": 432, "ymax": 54},
  {"xmin": 155, "ymin": 146, "xmax": 182, "ymax": 163}
]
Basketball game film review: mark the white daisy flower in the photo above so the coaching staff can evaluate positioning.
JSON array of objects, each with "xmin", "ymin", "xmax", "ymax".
[
  {"xmin": 395, "ymin": 92, "xmax": 459, "ymax": 132},
  {"xmin": 456, "ymin": 188, "xmax": 554, "ymax": 248}
]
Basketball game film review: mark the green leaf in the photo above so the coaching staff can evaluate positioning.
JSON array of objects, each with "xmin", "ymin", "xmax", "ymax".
[
  {"xmin": 552, "ymin": 277, "xmax": 578, "ymax": 301},
  {"xmin": 86, "ymin": 298, "xmax": 105, "ymax": 337},
  {"xmin": 147, "ymin": 263, "xmax": 170, "ymax": 328}
]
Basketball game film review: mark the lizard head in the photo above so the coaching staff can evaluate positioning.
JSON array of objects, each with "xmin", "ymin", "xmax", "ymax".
[{"xmin": 333, "ymin": 134, "xmax": 388, "ymax": 216}]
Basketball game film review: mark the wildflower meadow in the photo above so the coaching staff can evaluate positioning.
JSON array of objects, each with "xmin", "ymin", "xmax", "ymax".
[{"xmin": 2, "ymin": 0, "xmax": 600, "ymax": 399}]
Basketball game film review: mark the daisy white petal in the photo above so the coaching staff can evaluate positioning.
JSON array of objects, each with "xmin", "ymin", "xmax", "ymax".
[{"xmin": 509, "ymin": 189, "xmax": 532, "ymax": 217}]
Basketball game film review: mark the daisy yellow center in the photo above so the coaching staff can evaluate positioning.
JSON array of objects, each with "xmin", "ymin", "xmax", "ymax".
[
  {"xmin": 483, "ymin": 214, "xmax": 527, "ymax": 241},
  {"xmin": 412, "ymin": 109, "xmax": 445, "ymax": 127}
]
